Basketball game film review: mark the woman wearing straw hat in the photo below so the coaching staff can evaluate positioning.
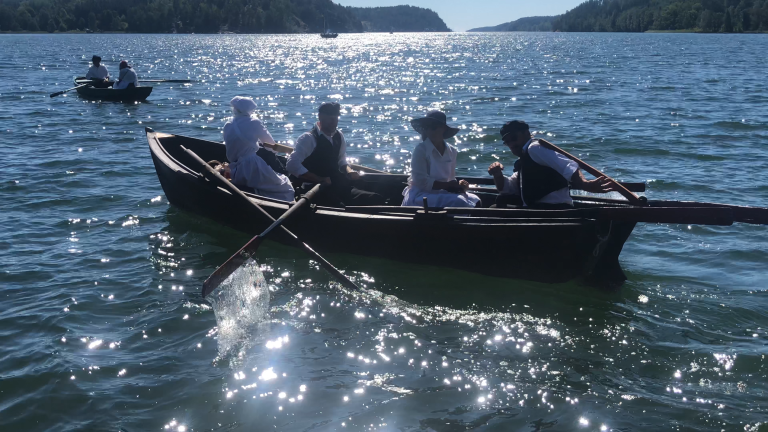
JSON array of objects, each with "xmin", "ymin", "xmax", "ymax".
[{"xmin": 402, "ymin": 111, "xmax": 481, "ymax": 208}]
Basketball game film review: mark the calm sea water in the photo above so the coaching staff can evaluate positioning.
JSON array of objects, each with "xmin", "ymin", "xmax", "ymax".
[{"xmin": 1, "ymin": 33, "xmax": 767, "ymax": 432}]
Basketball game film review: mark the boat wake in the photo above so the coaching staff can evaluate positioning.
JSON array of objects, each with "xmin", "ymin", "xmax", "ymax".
[{"xmin": 206, "ymin": 258, "xmax": 270, "ymax": 367}]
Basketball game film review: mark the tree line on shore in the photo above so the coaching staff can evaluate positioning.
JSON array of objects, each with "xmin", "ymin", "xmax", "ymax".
[
  {"xmin": 0, "ymin": 0, "xmax": 449, "ymax": 33},
  {"xmin": 346, "ymin": 5, "xmax": 450, "ymax": 32},
  {"xmin": 471, "ymin": 0, "xmax": 768, "ymax": 33},
  {"xmin": 468, "ymin": 16, "xmax": 553, "ymax": 32},
  {"xmin": 552, "ymin": 0, "xmax": 768, "ymax": 32}
]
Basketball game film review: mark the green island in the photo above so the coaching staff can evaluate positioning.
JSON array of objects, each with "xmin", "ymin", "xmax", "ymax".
[
  {"xmin": 469, "ymin": 0, "xmax": 768, "ymax": 33},
  {"xmin": 347, "ymin": 5, "xmax": 449, "ymax": 32},
  {"xmin": 0, "ymin": 0, "xmax": 449, "ymax": 33}
]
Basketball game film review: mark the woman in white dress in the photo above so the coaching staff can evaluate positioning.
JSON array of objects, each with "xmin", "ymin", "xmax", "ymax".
[
  {"xmin": 402, "ymin": 111, "xmax": 481, "ymax": 208},
  {"xmin": 113, "ymin": 60, "xmax": 139, "ymax": 89},
  {"xmin": 222, "ymin": 96, "xmax": 295, "ymax": 202}
]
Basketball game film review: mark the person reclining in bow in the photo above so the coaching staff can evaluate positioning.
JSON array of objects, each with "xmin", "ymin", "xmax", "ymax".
[
  {"xmin": 114, "ymin": 60, "xmax": 139, "ymax": 89},
  {"xmin": 286, "ymin": 102, "xmax": 385, "ymax": 207},
  {"xmin": 488, "ymin": 120, "xmax": 614, "ymax": 209},
  {"xmin": 222, "ymin": 96, "xmax": 295, "ymax": 202},
  {"xmin": 401, "ymin": 110, "xmax": 481, "ymax": 208}
]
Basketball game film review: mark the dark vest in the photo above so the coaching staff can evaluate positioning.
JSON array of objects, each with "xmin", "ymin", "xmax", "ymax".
[
  {"xmin": 519, "ymin": 141, "xmax": 569, "ymax": 206},
  {"xmin": 301, "ymin": 126, "xmax": 343, "ymax": 178}
]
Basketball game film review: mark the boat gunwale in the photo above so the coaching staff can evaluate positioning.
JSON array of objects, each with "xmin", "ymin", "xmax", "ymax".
[
  {"xmin": 74, "ymin": 77, "xmax": 153, "ymax": 101},
  {"xmin": 147, "ymin": 129, "xmax": 601, "ymax": 227}
]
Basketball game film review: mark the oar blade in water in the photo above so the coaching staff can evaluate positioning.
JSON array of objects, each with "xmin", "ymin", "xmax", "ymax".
[{"xmin": 203, "ymin": 236, "xmax": 264, "ymax": 298}]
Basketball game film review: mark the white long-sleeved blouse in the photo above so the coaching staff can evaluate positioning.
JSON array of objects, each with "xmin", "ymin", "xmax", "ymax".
[
  {"xmin": 223, "ymin": 116, "xmax": 276, "ymax": 164},
  {"xmin": 407, "ymin": 138, "xmax": 458, "ymax": 191}
]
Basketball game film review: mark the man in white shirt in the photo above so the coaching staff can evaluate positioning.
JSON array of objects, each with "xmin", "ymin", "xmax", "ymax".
[
  {"xmin": 85, "ymin": 55, "xmax": 110, "ymax": 87},
  {"xmin": 488, "ymin": 120, "xmax": 613, "ymax": 209},
  {"xmin": 286, "ymin": 102, "xmax": 384, "ymax": 207}
]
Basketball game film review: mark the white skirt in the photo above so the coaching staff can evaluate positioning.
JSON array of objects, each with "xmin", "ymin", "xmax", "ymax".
[
  {"xmin": 231, "ymin": 153, "xmax": 295, "ymax": 202},
  {"xmin": 401, "ymin": 186, "xmax": 481, "ymax": 208}
]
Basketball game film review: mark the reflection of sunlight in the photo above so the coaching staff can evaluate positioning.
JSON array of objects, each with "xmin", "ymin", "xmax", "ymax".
[{"xmin": 259, "ymin": 368, "xmax": 277, "ymax": 381}]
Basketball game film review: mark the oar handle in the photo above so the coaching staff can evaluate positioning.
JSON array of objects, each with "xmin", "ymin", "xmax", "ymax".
[
  {"xmin": 536, "ymin": 138, "xmax": 645, "ymax": 206},
  {"xmin": 138, "ymin": 79, "xmax": 193, "ymax": 83}
]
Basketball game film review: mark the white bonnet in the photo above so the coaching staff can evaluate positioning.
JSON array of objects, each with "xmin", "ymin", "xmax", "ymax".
[{"xmin": 230, "ymin": 96, "xmax": 258, "ymax": 116}]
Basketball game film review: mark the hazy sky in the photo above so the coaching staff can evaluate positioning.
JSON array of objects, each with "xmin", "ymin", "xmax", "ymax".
[{"xmin": 336, "ymin": 0, "xmax": 585, "ymax": 32}]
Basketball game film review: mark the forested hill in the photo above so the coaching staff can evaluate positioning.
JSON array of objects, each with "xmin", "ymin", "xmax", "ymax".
[
  {"xmin": 467, "ymin": 0, "xmax": 768, "ymax": 33},
  {"xmin": 347, "ymin": 5, "xmax": 450, "ymax": 32},
  {"xmin": 552, "ymin": 0, "xmax": 768, "ymax": 32},
  {"xmin": 0, "ymin": 0, "xmax": 364, "ymax": 33},
  {"xmin": 467, "ymin": 16, "xmax": 554, "ymax": 32}
]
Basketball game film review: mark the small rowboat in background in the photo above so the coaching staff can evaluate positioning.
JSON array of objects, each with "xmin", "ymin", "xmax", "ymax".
[
  {"xmin": 146, "ymin": 128, "xmax": 768, "ymax": 287},
  {"xmin": 73, "ymin": 77, "xmax": 152, "ymax": 102}
]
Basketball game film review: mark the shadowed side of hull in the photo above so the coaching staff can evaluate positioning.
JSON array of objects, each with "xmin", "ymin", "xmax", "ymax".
[
  {"xmin": 146, "ymin": 129, "xmax": 634, "ymax": 285},
  {"xmin": 74, "ymin": 77, "xmax": 152, "ymax": 101}
]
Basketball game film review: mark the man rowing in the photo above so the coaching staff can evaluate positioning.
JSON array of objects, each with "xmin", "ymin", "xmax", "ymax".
[
  {"xmin": 85, "ymin": 55, "xmax": 110, "ymax": 87},
  {"xmin": 488, "ymin": 120, "xmax": 614, "ymax": 209},
  {"xmin": 286, "ymin": 102, "xmax": 385, "ymax": 207},
  {"xmin": 114, "ymin": 60, "xmax": 139, "ymax": 89},
  {"xmin": 223, "ymin": 96, "xmax": 295, "ymax": 202}
]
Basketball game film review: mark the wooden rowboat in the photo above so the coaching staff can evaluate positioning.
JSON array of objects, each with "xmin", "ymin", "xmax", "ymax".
[
  {"xmin": 145, "ymin": 128, "xmax": 764, "ymax": 286},
  {"xmin": 74, "ymin": 77, "xmax": 152, "ymax": 102}
]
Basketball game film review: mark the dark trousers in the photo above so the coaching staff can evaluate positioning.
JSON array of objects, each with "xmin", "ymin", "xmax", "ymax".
[
  {"xmin": 492, "ymin": 193, "xmax": 523, "ymax": 208},
  {"xmin": 256, "ymin": 147, "xmax": 288, "ymax": 176},
  {"xmin": 300, "ymin": 175, "xmax": 385, "ymax": 208}
]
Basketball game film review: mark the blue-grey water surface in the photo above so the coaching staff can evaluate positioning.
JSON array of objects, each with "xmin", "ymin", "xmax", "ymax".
[{"xmin": 1, "ymin": 33, "xmax": 767, "ymax": 432}]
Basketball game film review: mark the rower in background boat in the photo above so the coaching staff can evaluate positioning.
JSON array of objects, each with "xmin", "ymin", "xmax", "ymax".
[
  {"xmin": 84, "ymin": 55, "xmax": 110, "ymax": 88},
  {"xmin": 222, "ymin": 96, "xmax": 295, "ymax": 202},
  {"xmin": 488, "ymin": 120, "xmax": 614, "ymax": 209},
  {"xmin": 113, "ymin": 60, "xmax": 139, "ymax": 89},
  {"xmin": 402, "ymin": 111, "xmax": 481, "ymax": 208},
  {"xmin": 286, "ymin": 102, "xmax": 385, "ymax": 207}
]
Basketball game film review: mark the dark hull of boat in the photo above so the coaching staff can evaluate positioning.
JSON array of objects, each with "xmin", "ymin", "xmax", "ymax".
[
  {"xmin": 321, "ymin": 33, "xmax": 338, "ymax": 38},
  {"xmin": 74, "ymin": 80, "xmax": 152, "ymax": 102},
  {"xmin": 146, "ymin": 129, "xmax": 635, "ymax": 285}
]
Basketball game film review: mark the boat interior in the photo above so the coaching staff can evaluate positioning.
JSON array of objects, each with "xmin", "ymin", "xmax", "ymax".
[{"xmin": 152, "ymin": 131, "xmax": 641, "ymax": 211}]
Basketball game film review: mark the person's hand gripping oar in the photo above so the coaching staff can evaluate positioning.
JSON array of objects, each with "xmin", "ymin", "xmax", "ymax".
[
  {"xmin": 180, "ymin": 146, "xmax": 362, "ymax": 298},
  {"xmin": 535, "ymin": 138, "xmax": 646, "ymax": 206}
]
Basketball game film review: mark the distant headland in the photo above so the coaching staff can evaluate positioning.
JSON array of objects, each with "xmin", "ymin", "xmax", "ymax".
[
  {"xmin": 468, "ymin": 0, "xmax": 768, "ymax": 33},
  {"xmin": 0, "ymin": 0, "xmax": 450, "ymax": 34}
]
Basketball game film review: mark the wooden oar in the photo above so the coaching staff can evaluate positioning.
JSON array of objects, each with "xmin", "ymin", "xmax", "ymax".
[
  {"xmin": 202, "ymin": 183, "xmax": 323, "ymax": 296},
  {"xmin": 572, "ymin": 195, "xmax": 768, "ymax": 225},
  {"xmin": 50, "ymin": 83, "xmax": 89, "ymax": 98},
  {"xmin": 75, "ymin": 79, "xmax": 193, "ymax": 85},
  {"xmin": 536, "ymin": 138, "xmax": 645, "ymax": 206},
  {"xmin": 138, "ymin": 79, "xmax": 193, "ymax": 83},
  {"xmin": 180, "ymin": 146, "xmax": 362, "ymax": 298}
]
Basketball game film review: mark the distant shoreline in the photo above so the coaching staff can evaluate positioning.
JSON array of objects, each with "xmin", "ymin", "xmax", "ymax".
[
  {"xmin": 645, "ymin": 29, "xmax": 767, "ymax": 33},
  {"xmin": 4, "ymin": 30, "xmax": 767, "ymax": 35},
  {"xmin": 0, "ymin": 30, "xmax": 450, "ymax": 35}
]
